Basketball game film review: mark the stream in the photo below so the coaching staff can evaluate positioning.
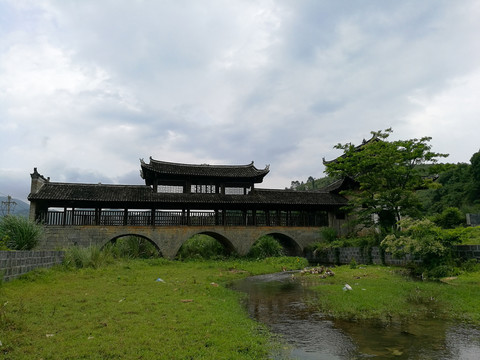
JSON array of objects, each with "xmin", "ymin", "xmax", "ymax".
[{"xmin": 231, "ymin": 272, "xmax": 480, "ymax": 359}]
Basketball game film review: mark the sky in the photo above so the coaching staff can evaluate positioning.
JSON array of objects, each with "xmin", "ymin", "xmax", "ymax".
[{"xmin": 1, "ymin": 0, "xmax": 480, "ymax": 202}]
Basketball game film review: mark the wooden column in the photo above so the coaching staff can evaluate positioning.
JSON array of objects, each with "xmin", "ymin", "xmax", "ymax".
[
  {"xmin": 123, "ymin": 209, "xmax": 128, "ymax": 226},
  {"xmin": 150, "ymin": 209, "xmax": 156, "ymax": 226},
  {"xmin": 95, "ymin": 208, "xmax": 101, "ymax": 225},
  {"xmin": 63, "ymin": 207, "xmax": 67, "ymax": 226}
]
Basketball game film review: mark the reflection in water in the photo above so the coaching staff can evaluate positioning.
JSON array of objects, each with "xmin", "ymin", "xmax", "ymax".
[{"xmin": 231, "ymin": 272, "xmax": 480, "ymax": 359}]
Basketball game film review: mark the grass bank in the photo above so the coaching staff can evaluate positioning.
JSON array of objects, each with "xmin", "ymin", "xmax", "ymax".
[
  {"xmin": 0, "ymin": 257, "xmax": 307, "ymax": 360},
  {"xmin": 303, "ymin": 265, "xmax": 480, "ymax": 324}
]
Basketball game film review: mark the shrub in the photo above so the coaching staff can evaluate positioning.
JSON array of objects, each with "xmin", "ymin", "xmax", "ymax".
[
  {"xmin": 461, "ymin": 259, "xmax": 480, "ymax": 273},
  {"xmin": 381, "ymin": 217, "xmax": 461, "ymax": 269},
  {"xmin": 432, "ymin": 207, "xmax": 465, "ymax": 229},
  {"xmin": 107, "ymin": 236, "xmax": 160, "ymax": 259},
  {"xmin": 320, "ymin": 227, "xmax": 338, "ymax": 243},
  {"xmin": 63, "ymin": 245, "xmax": 113, "ymax": 269},
  {"xmin": 445, "ymin": 226, "xmax": 480, "ymax": 245},
  {"xmin": 248, "ymin": 235, "xmax": 284, "ymax": 259},
  {"xmin": 425, "ymin": 265, "xmax": 461, "ymax": 279},
  {"xmin": 0, "ymin": 215, "xmax": 43, "ymax": 250},
  {"xmin": 177, "ymin": 234, "xmax": 227, "ymax": 260}
]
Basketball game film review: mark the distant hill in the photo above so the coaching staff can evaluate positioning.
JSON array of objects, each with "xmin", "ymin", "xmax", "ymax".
[{"xmin": 0, "ymin": 196, "xmax": 30, "ymax": 217}]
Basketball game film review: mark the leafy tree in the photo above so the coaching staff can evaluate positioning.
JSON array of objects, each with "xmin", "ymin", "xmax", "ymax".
[
  {"xmin": 324, "ymin": 128, "xmax": 448, "ymax": 231},
  {"xmin": 470, "ymin": 150, "xmax": 480, "ymax": 202},
  {"xmin": 418, "ymin": 151, "xmax": 480, "ymax": 214}
]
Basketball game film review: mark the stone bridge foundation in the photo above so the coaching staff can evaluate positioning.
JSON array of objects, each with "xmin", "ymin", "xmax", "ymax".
[{"xmin": 40, "ymin": 225, "xmax": 323, "ymax": 259}]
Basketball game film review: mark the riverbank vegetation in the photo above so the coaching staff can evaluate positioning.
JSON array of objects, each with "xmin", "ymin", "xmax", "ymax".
[
  {"xmin": 302, "ymin": 264, "xmax": 480, "ymax": 324},
  {"xmin": 0, "ymin": 257, "xmax": 308, "ymax": 359},
  {"xmin": 0, "ymin": 215, "xmax": 43, "ymax": 250}
]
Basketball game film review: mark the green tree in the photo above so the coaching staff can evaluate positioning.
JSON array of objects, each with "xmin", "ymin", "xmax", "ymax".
[
  {"xmin": 470, "ymin": 150, "xmax": 480, "ymax": 202},
  {"xmin": 324, "ymin": 128, "xmax": 448, "ymax": 231}
]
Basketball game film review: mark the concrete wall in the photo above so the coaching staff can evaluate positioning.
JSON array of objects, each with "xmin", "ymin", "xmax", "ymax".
[{"xmin": 0, "ymin": 250, "xmax": 64, "ymax": 282}]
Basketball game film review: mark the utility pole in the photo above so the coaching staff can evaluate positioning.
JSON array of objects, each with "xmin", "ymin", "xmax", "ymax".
[{"xmin": 1, "ymin": 195, "xmax": 17, "ymax": 215}]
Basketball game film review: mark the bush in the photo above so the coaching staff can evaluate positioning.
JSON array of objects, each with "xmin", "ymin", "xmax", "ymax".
[
  {"xmin": 0, "ymin": 215, "xmax": 43, "ymax": 250},
  {"xmin": 425, "ymin": 265, "xmax": 461, "ymax": 279},
  {"xmin": 248, "ymin": 235, "xmax": 284, "ymax": 259},
  {"xmin": 461, "ymin": 259, "xmax": 480, "ymax": 273},
  {"xmin": 63, "ymin": 245, "xmax": 114, "ymax": 269},
  {"xmin": 445, "ymin": 226, "xmax": 480, "ymax": 245},
  {"xmin": 381, "ymin": 217, "xmax": 461, "ymax": 269},
  {"xmin": 320, "ymin": 227, "xmax": 338, "ymax": 243},
  {"xmin": 177, "ymin": 234, "xmax": 227, "ymax": 260},
  {"xmin": 432, "ymin": 207, "xmax": 465, "ymax": 229},
  {"xmin": 106, "ymin": 236, "xmax": 160, "ymax": 259}
]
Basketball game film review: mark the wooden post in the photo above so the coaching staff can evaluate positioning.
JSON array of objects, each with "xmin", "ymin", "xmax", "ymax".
[
  {"xmin": 151, "ymin": 209, "xmax": 156, "ymax": 226},
  {"xmin": 63, "ymin": 207, "xmax": 67, "ymax": 226},
  {"xmin": 123, "ymin": 209, "xmax": 128, "ymax": 226}
]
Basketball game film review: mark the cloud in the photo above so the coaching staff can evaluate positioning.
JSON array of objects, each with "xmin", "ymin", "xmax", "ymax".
[{"xmin": 1, "ymin": 0, "xmax": 480, "ymax": 201}]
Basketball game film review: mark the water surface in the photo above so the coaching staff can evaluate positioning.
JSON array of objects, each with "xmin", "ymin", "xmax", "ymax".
[{"xmin": 232, "ymin": 272, "xmax": 480, "ymax": 359}]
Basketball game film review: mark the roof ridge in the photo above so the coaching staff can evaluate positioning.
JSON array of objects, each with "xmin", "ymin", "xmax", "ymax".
[{"xmin": 145, "ymin": 157, "xmax": 262, "ymax": 169}]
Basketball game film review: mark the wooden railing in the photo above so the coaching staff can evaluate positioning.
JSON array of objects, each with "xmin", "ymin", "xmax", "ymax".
[{"xmin": 41, "ymin": 210, "xmax": 329, "ymax": 227}]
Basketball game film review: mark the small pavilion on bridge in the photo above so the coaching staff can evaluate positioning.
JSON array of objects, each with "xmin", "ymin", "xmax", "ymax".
[{"xmin": 28, "ymin": 158, "xmax": 349, "ymax": 232}]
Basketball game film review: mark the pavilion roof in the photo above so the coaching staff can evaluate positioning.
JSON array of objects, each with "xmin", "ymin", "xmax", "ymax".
[{"xmin": 140, "ymin": 158, "xmax": 270, "ymax": 184}]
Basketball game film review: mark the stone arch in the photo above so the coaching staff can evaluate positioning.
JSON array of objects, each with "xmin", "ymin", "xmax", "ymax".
[
  {"xmin": 174, "ymin": 231, "xmax": 237, "ymax": 258},
  {"xmin": 104, "ymin": 233, "xmax": 163, "ymax": 257},
  {"xmin": 260, "ymin": 232, "xmax": 303, "ymax": 256}
]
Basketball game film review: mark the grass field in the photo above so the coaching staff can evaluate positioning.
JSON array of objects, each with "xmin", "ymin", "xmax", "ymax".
[
  {"xmin": 303, "ymin": 265, "xmax": 480, "ymax": 324},
  {"xmin": 0, "ymin": 257, "xmax": 307, "ymax": 360},
  {"xmin": 2, "ymin": 258, "xmax": 480, "ymax": 359}
]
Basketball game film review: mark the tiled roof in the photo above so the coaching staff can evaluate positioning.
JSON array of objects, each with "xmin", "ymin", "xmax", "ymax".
[
  {"xmin": 140, "ymin": 158, "xmax": 270, "ymax": 180},
  {"xmin": 28, "ymin": 183, "xmax": 347, "ymax": 207}
]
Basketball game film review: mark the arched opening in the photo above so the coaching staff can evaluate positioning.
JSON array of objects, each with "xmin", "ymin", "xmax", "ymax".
[
  {"xmin": 105, "ymin": 234, "xmax": 162, "ymax": 258},
  {"xmin": 250, "ymin": 233, "xmax": 302, "ymax": 257},
  {"xmin": 176, "ymin": 232, "xmax": 235, "ymax": 260}
]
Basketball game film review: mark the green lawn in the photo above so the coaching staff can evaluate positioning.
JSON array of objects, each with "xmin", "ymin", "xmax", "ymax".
[{"xmin": 0, "ymin": 257, "xmax": 307, "ymax": 360}]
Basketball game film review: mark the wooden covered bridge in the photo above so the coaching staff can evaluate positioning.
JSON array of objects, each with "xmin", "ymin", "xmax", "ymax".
[{"xmin": 28, "ymin": 159, "xmax": 349, "ymax": 258}]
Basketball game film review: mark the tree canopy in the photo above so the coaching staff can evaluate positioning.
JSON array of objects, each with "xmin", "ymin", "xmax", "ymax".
[{"xmin": 324, "ymin": 128, "xmax": 448, "ymax": 231}]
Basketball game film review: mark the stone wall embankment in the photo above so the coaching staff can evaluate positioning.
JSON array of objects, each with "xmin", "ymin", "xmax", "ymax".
[
  {"xmin": 306, "ymin": 245, "xmax": 480, "ymax": 266},
  {"xmin": 0, "ymin": 251, "xmax": 64, "ymax": 282}
]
